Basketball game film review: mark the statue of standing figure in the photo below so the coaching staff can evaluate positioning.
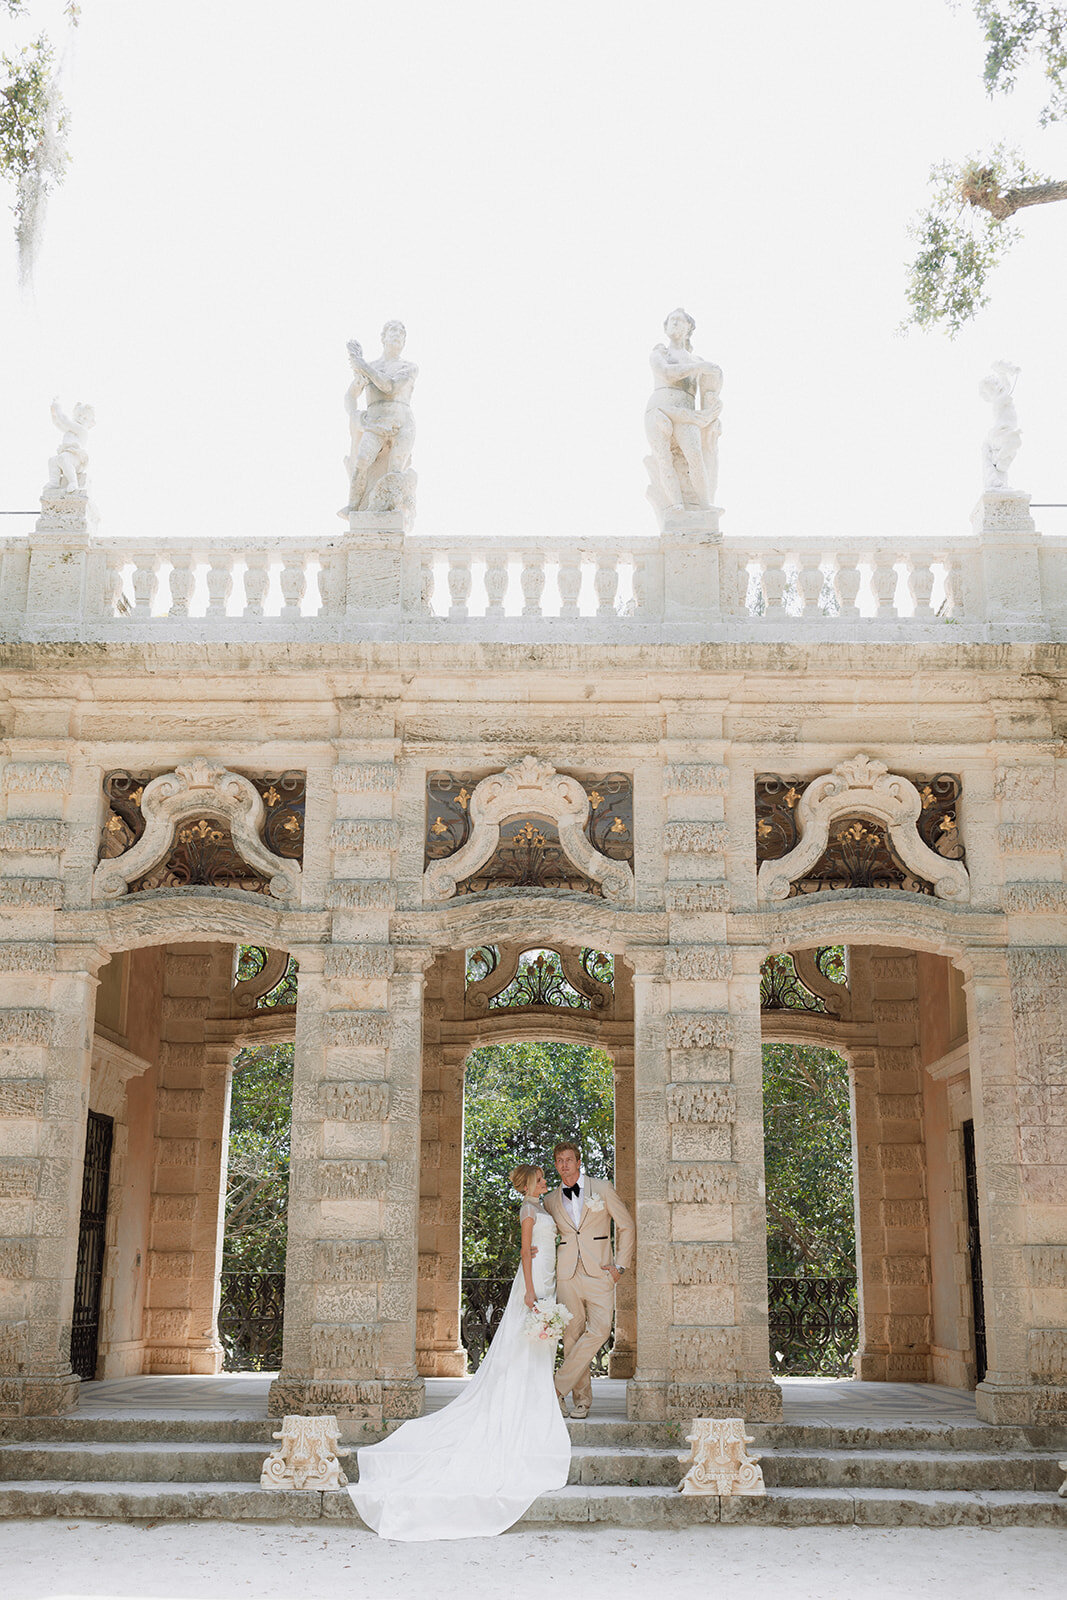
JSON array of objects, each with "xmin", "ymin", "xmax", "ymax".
[
  {"xmin": 45, "ymin": 397, "xmax": 95, "ymax": 495},
  {"xmin": 644, "ymin": 308, "xmax": 722, "ymax": 521},
  {"xmin": 978, "ymin": 360, "xmax": 1023, "ymax": 490},
  {"xmin": 340, "ymin": 320, "xmax": 418, "ymax": 521}
]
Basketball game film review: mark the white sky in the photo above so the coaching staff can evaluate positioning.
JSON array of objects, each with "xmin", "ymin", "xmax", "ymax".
[{"xmin": 1, "ymin": 0, "xmax": 1065, "ymax": 547}]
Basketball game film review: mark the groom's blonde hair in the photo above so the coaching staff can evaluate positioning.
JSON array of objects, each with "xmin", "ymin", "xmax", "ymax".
[
  {"xmin": 553, "ymin": 1141, "xmax": 581, "ymax": 1163},
  {"xmin": 510, "ymin": 1163, "xmax": 543, "ymax": 1195}
]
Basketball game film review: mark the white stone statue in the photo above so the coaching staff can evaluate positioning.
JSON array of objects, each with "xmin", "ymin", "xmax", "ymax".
[
  {"xmin": 644, "ymin": 308, "xmax": 722, "ymax": 521},
  {"xmin": 45, "ymin": 397, "xmax": 95, "ymax": 495},
  {"xmin": 340, "ymin": 320, "xmax": 418, "ymax": 521},
  {"xmin": 677, "ymin": 1416, "xmax": 765, "ymax": 1496},
  {"xmin": 260, "ymin": 1413, "xmax": 350, "ymax": 1490},
  {"xmin": 978, "ymin": 360, "xmax": 1023, "ymax": 490}
]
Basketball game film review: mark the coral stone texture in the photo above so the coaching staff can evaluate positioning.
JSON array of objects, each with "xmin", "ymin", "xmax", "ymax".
[{"xmin": 0, "ymin": 363, "xmax": 1065, "ymax": 1436}]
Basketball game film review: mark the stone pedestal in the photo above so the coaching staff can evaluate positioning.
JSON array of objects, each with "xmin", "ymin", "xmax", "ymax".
[{"xmin": 661, "ymin": 520, "xmax": 723, "ymax": 626}]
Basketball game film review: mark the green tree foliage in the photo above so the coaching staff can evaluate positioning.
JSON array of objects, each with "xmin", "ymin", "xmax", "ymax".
[
  {"xmin": 0, "ymin": 0, "xmax": 77, "ymax": 284},
  {"xmin": 762, "ymin": 1042, "xmax": 855, "ymax": 1278},
  {"xmin": 904, "ymin": 4, "xmax": 1067, "ymax": 334},
  {"xmin": 222, "ymin": 1043, "xmax": 293, "ymax": 1273},
  {"xmin": 462, "ymin": 1040, "xmax": 614, "ymax": 1279}
]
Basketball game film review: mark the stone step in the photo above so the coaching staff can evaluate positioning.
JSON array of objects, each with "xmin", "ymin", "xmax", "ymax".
[
  {"xmin": 0, "ymin": 1479, "xmax": 1063, "ymax": 1528},
  {"xmin": 0, "ymin": 1441, "xmax": 270, "ymax": 1484},
  {"xmin": 568, "ymin": 1446, "xmax": 1063, "ymax": 1492}
]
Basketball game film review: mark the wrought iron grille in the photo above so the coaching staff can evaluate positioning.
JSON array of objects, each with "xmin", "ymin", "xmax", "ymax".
[
  {"xmin": 218, "ymin": 1271, "xmax": 285, "ymax": 1370},
  {"xmin": 70, "ymin": 1111, "xmax": 114, "ymax": 1381},
  {"xmin": 768, "ymin": 1276, "xmax": 858, "ymax": 1376},
  {"xmin": 460, "ymin": 1276, "xmax": 609, "ymax": 1376}
]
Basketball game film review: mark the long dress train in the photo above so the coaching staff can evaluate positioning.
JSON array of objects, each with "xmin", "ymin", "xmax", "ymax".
[{"xmin": 347, "ymin": 1200, "xmax": 571, "ymax": 1540}]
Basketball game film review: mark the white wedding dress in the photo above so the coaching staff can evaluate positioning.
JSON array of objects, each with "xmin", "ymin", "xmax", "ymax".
[{"xmin": 348, "ymin": 1200, "xmax": 571, "ymax": 1540}]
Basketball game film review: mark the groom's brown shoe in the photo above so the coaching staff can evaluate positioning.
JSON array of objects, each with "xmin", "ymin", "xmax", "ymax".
[{"xmin": 570, "ymin": 1404, "xmax": 590, "ymax": 1419}]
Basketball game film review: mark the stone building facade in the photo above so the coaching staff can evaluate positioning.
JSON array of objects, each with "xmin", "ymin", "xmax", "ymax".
[{"xmin": 0, "ymin": 477, "xmax": 1065, "ymax": 1432}]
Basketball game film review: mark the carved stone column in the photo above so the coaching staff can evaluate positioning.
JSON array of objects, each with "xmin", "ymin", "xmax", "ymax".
[
  {"xmin": 848, "ymin": 948, "xmax": 932, "ymax": 1383},
  {"xmin": 416, "ymin": 951, "xmax": 465, "ymax": 1377},
  {"xmin": 607, "ymin": 957, "xmax": 636, "ymax": 1377},
  {"xmin": 144, "ymin": 944, "xmax": 231, "ymax": 1375},
  {"xmin": 964, "ymin": 945, "xmax": 1067, "ymax": 1425}
]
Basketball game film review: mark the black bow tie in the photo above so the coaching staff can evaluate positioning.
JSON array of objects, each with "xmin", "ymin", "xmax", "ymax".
[{"xmin": 563, "ymin": 1183, "xmax": 581, "ymax": 1200}]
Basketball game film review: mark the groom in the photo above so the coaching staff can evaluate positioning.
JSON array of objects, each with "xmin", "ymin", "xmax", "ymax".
[{"xmin": 543, "ymin": 1140, "xmax": 635, "ymax": 1418}]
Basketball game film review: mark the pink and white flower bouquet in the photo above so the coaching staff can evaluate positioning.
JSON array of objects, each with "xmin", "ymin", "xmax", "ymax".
[{"xmin": 523, "ymin": 1299, "xmax": 573, "ymax": 1344}]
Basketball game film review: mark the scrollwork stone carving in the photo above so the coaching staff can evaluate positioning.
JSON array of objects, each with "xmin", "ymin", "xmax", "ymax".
[
  {"xmin": 260, "ymin": 1414, "xmax": 351, "ymax": 1489},
  {"xmin": 678, "ymin": 1417, "xmax": 764, "ymax": 1496}
]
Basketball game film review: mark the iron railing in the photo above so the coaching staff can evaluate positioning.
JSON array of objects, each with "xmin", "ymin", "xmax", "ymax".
[
  {"xmin": 768, "ymin": 1276, "xmax": 858, "ymax": 1376},
  {"xmin": 218, "ymin": 1270, "xmax": 285, "ymax": 1370},
  {"xmin": 460, "ymin": 1275, "xmax": 611, "ymax": 1376}
]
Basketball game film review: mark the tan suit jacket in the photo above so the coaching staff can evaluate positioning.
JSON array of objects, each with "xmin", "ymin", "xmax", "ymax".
[{"xmin": 544, "ymin": 1176, "xmax": 635, "ymax": 1281}]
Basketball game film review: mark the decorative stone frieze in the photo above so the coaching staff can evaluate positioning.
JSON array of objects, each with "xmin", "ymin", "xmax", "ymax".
[
  {"xmin": 670, "ymin": 1326, "xmax": 741, "ymax": 1372},
  {"xmin": 0, "ymin": 943, "xmax": 55, "ymax": 971},
  {"xmin": 1028, "ymin": 1246, "xmax": 1067, "ymax": 1286},
  {"xmin": 0, "ymin": 1009, "xmax": 51, "ymax": 1046},
  {"xmin": 0, "ymin": 1160, "xmax": 38, "ymax": 1198},
  {"xmin": 0, "ymin": 1320, "xmax": 29, "ymax": 1371},
  {"xmin": 0, "ymin": 1240, "xmax": 34, "ymax": 1278},
  {"xmin": 678, "ymin": 1417, "xmax": 764, "ymax": 1496},
  {"xmin": 315, "ymin": 1240, "xmax": 386, "ymax": 1281},
  {"xmin": 664, "ymin": 945, "xmax": 732, "ymax": 980},
  {"xmin": 332, "ymin": 763, "xmax": 399, "ymax": 793},
  {"xmin": 310, "ymin": 1323, "xmax": 381, "ymax": 1370},
  {"xmin": 664, "ymin": 763, "xmax": 730, "ymax": 796},
  {"xmin": 323, "ymin": 944, "xmax": 395, "ymax": 978},
  {"xmin": 666, "ymin": 1084, "xmax": 736, "ymax": 1124},
  {"xmin": 0, "ymin": 879, "xmax": 63, "ymax": 907},
  {"xmin": 666, "ymin": 1012, "xmax": 734, "ymax": 1050},
  {"xmin": 665, "ymin": 882, "xmax": 729, "ymax": 912},
  {"xmin": 1029, "ymin": 1329, "xmax": 1067, "ymax": 1382},
  {"xmin": 1002, "ymin": 882, "xmax": 1067, "ymax": 914},
  {"xmin": 671, "ymin": 1244, "xmax": 739, "ymax": 1284},
  {"xmin": 315, "ymin": 1159, "xmax": 388, "ymax": 1200},
  {"xmin": 0, "ymin": 761, "xmax": 71, "ymax": 793},
  {"xmin": 322, "ymin": 1011, "xmax": 391, "ymax": 1048},
  {"xmin": 329, "ymin": 821, "xmax": 401, "ymax": 852},
  {"xmin": 0, "ymin": 822, "xmax": 68, "ymax": 854},
  {"xmin": 998, "ymin": 821, "xmax": 1063, "ymax": 853},
  {"xmin": 260, "ymin": 1414, "xmax": 350, "ymax": 1490},
  {"xmin": 663, "ymin": 822, "xmax": 728, "ymax": 855},
  {"xmin": 325, "ymin": 880, "xmax": 396, "ymax": 909},
  {"xmin": 0, "ymin": 1080, "xmax": 45, "ymax": 1119},
  {"xmin": 994, "ymin": 767, "xmax": 1055, "ymax": 804},
  {"xmin": 320, "ymin": 1082, "xmax": 390, "ymax": 1121},
  {"xmin": 668, "ymin": 1165, "xmax": 738, "ymax": 1203}
]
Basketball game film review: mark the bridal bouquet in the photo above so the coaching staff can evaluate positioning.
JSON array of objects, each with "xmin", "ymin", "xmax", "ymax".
[{"xmin": 523, "ymin": 1299, "xmax": 573, "ymax": 1344}]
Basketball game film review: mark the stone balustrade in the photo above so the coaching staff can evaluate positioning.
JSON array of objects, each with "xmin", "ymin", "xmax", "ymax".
[{"xmin": 1, "ymin": 509, "xmax": 1063, "ymax": 642}]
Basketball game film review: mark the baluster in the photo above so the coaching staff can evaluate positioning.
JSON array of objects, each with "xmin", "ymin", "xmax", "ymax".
[
  {"xmin": 762, "ymin": 558, "xmax": 787, "ymax": 619},
  {"xmin": 447, "ymin": 553, "xmax": 473, "ymax": 620},
  {"xmin": 130, "ymin": 553, "xmax": 160, "ymax": 619},
  {"xmin": 908, "ymin": 554, "xmax": 934, "ymax": 619},
  {"xmin": 484, "ymin": 552, "xmax": 508, "ymax": 618},
  {"xmin": 940, "ymin": 553, "xmax": 960, "ymax": 618},
  {"xmin": 168, "ymin": 551, "xmax": 196, "ymax": 617},
  {"xmin": 594, "ymin": 553, "xmax": 618, "ymax": 617},
  {"xmin": 205, "ymin": 552, "xmax": 234, "ymax": 618},
  {"xmin": 744, "ymin": 560, "xmax": 767, "ymax": 617},
  {"xmin": 833, "ymin": 555, "xmax": 861, "ymax": 617},
  {"xmin": 631, "ymin": 553, "xmax": 647, "ymax": 615},
  {"xmin": 796, "ymin": 554, "xmax": 824, "ymax": 616},
  {"xmin": 102, "ymin": 550, "xmax": 127, "ymax": 617},
  {"xmin": 279, "ymin": 552, "xmax": 309, "ymax": 619},
  {"xmin": 871, "ymin": 554, "xmax": 897, "ymax": 619},
  {"xmin": 558, "ymin": 554, "xmax": 582, "ymax": 618},
  {"xmin": 242, "ymin": 552, "xmax": 271, "ymax": 618},
  {"xmin": 520, "ymin": 549, "xmax": 546, "ymax": 617}
]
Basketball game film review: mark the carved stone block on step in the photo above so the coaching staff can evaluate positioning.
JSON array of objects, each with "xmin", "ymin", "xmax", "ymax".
[
  {"xmin": 678, "ymin": 1417, "xmax": 764, "ymax": 1496},
  {"xmin": 261, "ymin": 1413, "xmax": 350, "ymax": 1489}
]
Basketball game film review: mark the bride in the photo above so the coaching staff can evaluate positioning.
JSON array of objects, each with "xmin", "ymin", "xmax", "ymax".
[{"xmin": 348, "ymin": 1163, "xmax": 571, "ymax": 1540}]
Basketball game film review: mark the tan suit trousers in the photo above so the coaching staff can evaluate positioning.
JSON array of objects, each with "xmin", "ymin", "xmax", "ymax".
[{"xmin": 554, "ymin": 1265, "xmax": 616, "ymax": 1410}]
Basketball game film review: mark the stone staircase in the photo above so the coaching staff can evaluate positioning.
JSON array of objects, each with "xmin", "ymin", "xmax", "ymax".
[{"xmin": 0, "ymin": 1413, "xmax": 1064, "ymax": 1527}]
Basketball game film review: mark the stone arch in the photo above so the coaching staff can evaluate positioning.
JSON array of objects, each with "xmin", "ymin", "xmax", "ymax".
[
  {"xmin": 757, "ymin": 755, "xmax": 969, "ymax": 904},
  {"xmin": 422, "ymin": 756, "xmax": 634, "ymax": 905}
]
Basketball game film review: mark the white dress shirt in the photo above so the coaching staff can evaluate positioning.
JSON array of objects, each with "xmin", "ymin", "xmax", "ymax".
[{"xmin": 562, "ymin": 1174, "xmax": 586, "ymax": 1230}]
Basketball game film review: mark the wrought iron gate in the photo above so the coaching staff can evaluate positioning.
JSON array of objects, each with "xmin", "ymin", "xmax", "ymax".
[
  {"xmin": 218, "ymin": 1272, "xmax": 285, "ymax": 1369},
  {"xmin": 460, "ymin": 1277, "xmax": 610, "ymax": 1375},
  {"xmin": 962, "ymin": 1119, "xmax": 987, "ymax": 1382},
  {"xmin": 70, "ymin": 1110, "xmax": 114, "ymax": 1381},
  {"xmin": 768, "ymin": 1276, "xmax": 858, "ymax": 1375}
]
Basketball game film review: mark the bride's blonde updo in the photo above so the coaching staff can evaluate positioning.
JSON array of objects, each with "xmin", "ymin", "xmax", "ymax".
[{"xmin": 510, "ymin": 1163, "xmax": 544, "ymax": 1196}]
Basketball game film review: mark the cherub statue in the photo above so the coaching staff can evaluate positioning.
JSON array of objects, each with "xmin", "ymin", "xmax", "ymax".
[
  {"xmin": 978, "ymin": 360, "xmax": 1022, "ymax": 490},
  {"xmin": 644, "ymin": 308, "xmax": 722, "ymax": 515},
  {"xmin": 340, "ymin": 320, "xmax": 418, "ymax": 518},
  {"xmin": 46, "ymin": 397, "xmax": 95, "ymax": 495}
]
